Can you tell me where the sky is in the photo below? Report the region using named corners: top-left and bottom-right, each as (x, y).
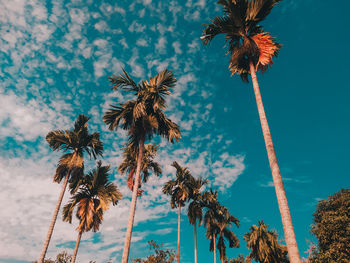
top-left (0, 0), bottom-right (349, 262)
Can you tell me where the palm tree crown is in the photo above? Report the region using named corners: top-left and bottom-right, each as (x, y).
top-left (201, 0), bottom-right (281, 81)
top-left (103, 69), bottom-right (181, 147)
top-left (63, 161), bottom-right (122, 232)
top-left (188, 177), bottom-right (208, 227)
top-left (162, 161), bottom-right (195, 208)
top-left (119, 143), bottom-right (162, 196)
top-left (46, 114), bottom-right (103, 192)
top-left (244, 221), bottom-right (288, 263)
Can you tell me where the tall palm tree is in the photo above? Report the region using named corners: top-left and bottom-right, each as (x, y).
top-left (103, 69), bottom-right (181, 263)
top-left (62, 161), bottom-right (122, 263)
top-left (38, 115), bottom-right (103, 263)
top-left (201, 1), bottom-right (301, 262)
top-left (119, 143), bottom-right (162, 196)
top-left (187, 177), bottom-right (208, 263)
top-left (244, 221), bottom-right (289, 263)
top-left (163, 161), bottom-right (194, 263)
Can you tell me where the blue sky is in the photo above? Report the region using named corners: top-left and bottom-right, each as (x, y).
top-left (0, 0), bottom-right (349, 262)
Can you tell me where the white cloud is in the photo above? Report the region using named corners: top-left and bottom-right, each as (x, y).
top-left (0, 92), bottom-right (70, 141)
top-left (128, 21), bottom-right (146, 33)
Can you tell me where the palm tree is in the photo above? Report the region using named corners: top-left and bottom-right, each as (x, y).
top-left (163, 161), bottom-right (194, 263)
top-left (215, 206), bottom-right (240, 263)
top-left (62, 161), bottom-right (122, 263)
top-left (244, 221), bottom-right (289, 263)
top-left (203, 190), bottom-right (220, 263)
top-left (187, 177), bottom-right (208, 263)
top-left (38, 115), bottom-right (103, 263)
top-left (201, 1), bottom-right (301, 262)
top-left (204, 199), bottom-right (240, 263)
top-left (103, 69), bottom-right (181, 263)
top-left (119, 143), bottom-right (162, 196)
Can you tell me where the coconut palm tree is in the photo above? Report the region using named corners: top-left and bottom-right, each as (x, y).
top-left (38, 115), bottom-right (103, 263)
top-left (119, 143), bottom-right (162, 196)
top-left (103, 69), bottom-right (181, 263)
top-left (244, 221), bottom-right (289, 263)
top-left (62, 161), bottom-right (122, 263)
top-left (201, 1), bottom-right (300, 262)
top-left (187, 177), bottom-right (208, 263)
top-left (163, 161), bottom-right (194, 263)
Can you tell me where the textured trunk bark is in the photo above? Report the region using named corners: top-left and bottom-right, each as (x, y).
top-left (121, 136), bottom-right (145, 263)
top-left (194, 223), bottom-right (197, 263)
top-left (38, 174), bottom-right (69, 263)
top-left (213, 234), bottom-right (216, 263)
top-left (176, 205), bottom-right (181, 263)
top-left (249, 62), bottom-right (301, 263)
top-left (71, 230), bottom-right (83, 263)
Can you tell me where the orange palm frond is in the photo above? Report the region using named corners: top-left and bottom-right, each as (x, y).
top-left (251, 33), bottom-right (280, 71)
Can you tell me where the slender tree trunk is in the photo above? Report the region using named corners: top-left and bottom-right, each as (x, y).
top-left (38, 174), bottom-right (69, 263)
top-left (121, 135), bottom-right (145, 263)
top-left (71, 230), bottom-right (83, 263)
top-left (194, 223), bottom-right (197, 263)
top-left (249, 62), bottom-right (301, 263)
top-left (213, 234), bottom-right (216, 263)
top-left (177, 205), bottom-right (181, 263)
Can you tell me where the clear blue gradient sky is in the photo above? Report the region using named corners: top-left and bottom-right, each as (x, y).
top-left (0, 0), bottom-right (349, 262)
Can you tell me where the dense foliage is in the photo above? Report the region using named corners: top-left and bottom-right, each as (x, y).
top-left (131, 241), bottom-right (175, 263)
top-left (244, 221), bottom-right (289, 263)
top-left (309, 189), bottom-right (350, 262)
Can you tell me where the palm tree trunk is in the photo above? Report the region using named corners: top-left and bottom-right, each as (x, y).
top-left (177, 205), bottom-right (181, 263)
top-left (71, 230), bottom-right (83, 263)
top-left (213, 234), bottom-right (216, 263)
top-left (38, 174), bottom-right (69, 263)
top-left (249, 62), bottom-right (301, 263)
top-left (121, 135), bottom-right (145, 263)
top-left (194, 223), bottom-right (197, 263)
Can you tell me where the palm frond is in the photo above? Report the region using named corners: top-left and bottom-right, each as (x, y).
top-left (108, 68), bottom-right (140, 93)
top-left (46, 130), bottom-right (71, 152)
top-left (251, 32), bottom-right (281, 72)
top-left (103, 101), bottom-right (136, 131)
top-left (202, 16), bottom-right (234, 45)
top-left (73, 114), bottom-right (90, 132)
top-left (246, 0), bottom-right (281, 23)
